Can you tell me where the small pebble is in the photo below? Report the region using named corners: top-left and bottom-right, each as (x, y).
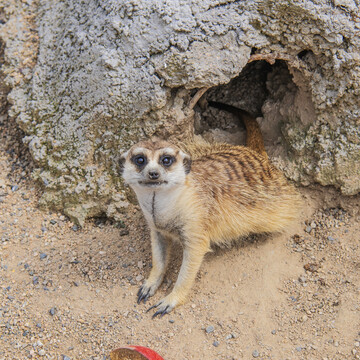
top-left (304, 263), bottom-right (319, 272)
top-left (305, 226), bottom-right (312, 233)
top-left (72, 225), bottom-right (79, 232)
top-left (33, 276), bottom-right (39, 285)
top-left (205, 325), bottom-right (214, 334)
top-left (252, 350), bottom-right (259, 358)
top-left (38, 349), bottom-right (46, 356)
top-left (11, 185), bottom-right (19, 192)
top-left (49, 307), bottom-right (56, 316)
top-left (40, 253), bottom-right (47, 260)
top-left (213, 341), bottom-right (219, 347)
top-left (62, 356), bottom-right (71, 360)
top-left (169, 319), bottom-right (175, 323)
top-left (271, 330), bottom-right (276, 335)
top-left (296, 346), bottom-right (303, 351)
top-left (120, 229), bottom-right (129, 236)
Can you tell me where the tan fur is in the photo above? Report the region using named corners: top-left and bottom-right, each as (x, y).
top-left (182, 142), bottom-right (301, 242)
top-left (120, 109), bottom-right (302, 317)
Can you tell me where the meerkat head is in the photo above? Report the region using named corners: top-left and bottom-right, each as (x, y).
top-left (120, 139), bottom-right (191, 191)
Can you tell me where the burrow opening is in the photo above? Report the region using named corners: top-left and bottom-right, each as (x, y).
top-left (194, 59), bottom-right (316, 164)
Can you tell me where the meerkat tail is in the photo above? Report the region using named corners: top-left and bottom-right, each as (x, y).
top-left (208, 101), bottom-right (268, 160)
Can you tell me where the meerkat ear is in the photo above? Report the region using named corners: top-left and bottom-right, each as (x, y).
top-left (118, 151), bottom-right (129, 174)
top-left (180, 151), bottom-right (192, 174)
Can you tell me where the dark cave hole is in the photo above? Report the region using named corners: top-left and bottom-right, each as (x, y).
top-left (194, 60), bottom-right (304, 159)
top-left (297, 49), bottom-right (311, 59)
top-left (250, 47), bottom-right (258, 55)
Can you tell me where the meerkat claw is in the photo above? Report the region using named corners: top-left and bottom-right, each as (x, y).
top-left (147, 297), bottom-right (174, 318)
top-left (137, 286), bottom-right (151, 304)
top-left (152, 305), bottom-right (170, 319)
top-left (146, 303), bottom-right (158, 313)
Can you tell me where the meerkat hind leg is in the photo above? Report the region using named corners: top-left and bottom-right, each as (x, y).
top-left (149, 241), bottom-right (208, 318)
top-left (137, 230), bottom-right (172, 304)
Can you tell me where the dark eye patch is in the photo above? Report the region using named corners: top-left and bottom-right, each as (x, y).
top-left (160, 155), bottom-right (175, 167)
top-left (132, 154), bottom-right (147, 168)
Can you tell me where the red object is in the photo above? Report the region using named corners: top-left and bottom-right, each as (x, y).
top-left (129, 346), bottom-right (164, 360)
top-left (110, 345), bottom-right (165, 360)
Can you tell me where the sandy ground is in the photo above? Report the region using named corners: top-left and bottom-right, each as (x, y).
top-left (0, 115), bottom-right (360, 360)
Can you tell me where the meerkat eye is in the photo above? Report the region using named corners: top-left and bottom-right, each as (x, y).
top-left (161, 155), bottom-right (174, 167)
top-left (133, 155), bottom-right (147, 167)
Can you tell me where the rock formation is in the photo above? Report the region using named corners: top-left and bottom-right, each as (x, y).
top-left (1, 0), bottom-right (359, 224)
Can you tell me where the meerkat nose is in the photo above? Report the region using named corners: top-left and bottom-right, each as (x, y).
top-left (148, 171), bottom-right (160, 180)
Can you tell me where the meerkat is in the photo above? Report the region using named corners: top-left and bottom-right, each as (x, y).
top-left (120, 102), bottom-right (302, 318)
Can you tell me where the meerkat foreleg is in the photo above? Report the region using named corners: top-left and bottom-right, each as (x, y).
top-left (137, 229), bottom-right (172, 304)
top-left (149, 239), bottom-right (208, 318)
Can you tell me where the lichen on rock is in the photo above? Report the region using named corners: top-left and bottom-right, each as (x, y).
top-left (1, 0), bottom-right (359, 224)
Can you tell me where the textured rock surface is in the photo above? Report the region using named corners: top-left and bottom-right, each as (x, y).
top-left (1, 0), bottom-right (359, 223)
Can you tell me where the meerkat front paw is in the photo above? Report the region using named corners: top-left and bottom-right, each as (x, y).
top-left (137, 279), bottom-right (162, 304)
top-left (137, 285), bottom-right (150, 304)
top-left (147, 293), bottom-right (182, 318)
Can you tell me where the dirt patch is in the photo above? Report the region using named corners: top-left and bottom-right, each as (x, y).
top-left (0, 115), bottom-right (359, 359)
